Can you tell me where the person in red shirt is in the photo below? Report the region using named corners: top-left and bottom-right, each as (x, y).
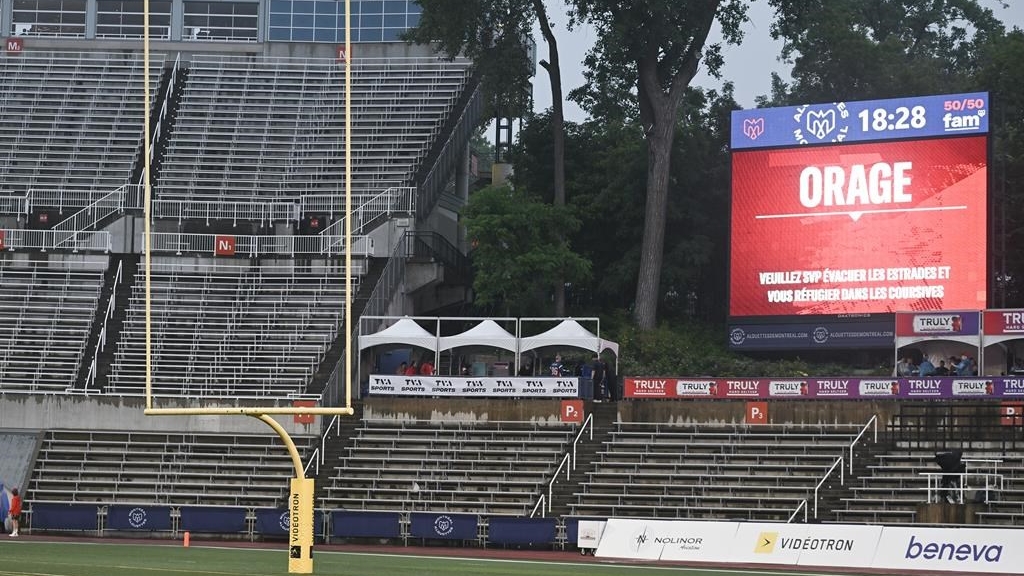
top-left (8, 488), bottom-right (22, 537)
top-left (404, 361), bottom-right (419, 376)
top-left (419, 359), bottom-right (434, 375)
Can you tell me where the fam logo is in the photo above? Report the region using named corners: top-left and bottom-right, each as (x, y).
top-left (793, 102), bottom-right (850, 144)
top-left (730, 328), bottom-right (746, 345)
top-left (279, 511), bottom-right (290, 531)
top-left (812, 326), bottom-right (830, 344)
top-left (743, 118), bottom-right (765, 140)
top-left (755, 531), bottom-right (778, 554)
top-left (128, 507), bottom-right (148, 529)
top-left (433, 514), bottom-right (455, 537)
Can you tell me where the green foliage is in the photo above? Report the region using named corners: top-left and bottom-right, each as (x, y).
top-left (765, 0), bottom-right (1005, 103)
top-left (404, 0), bottom-right (536, 118)
top-left (463, 185), bottom-right (591, 314)
top-left (610, 319), bottom-right (881, 377)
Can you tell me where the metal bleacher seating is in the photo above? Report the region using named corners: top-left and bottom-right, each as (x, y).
top-left (156, 54), bottom-right (473, 208)
top-left (571, 422), bottom-right (860, 521)
top-left (0, 51), bottom-right (163, 194)
top-left (0, 256), bottom-right (107, 393)
top-left (106, 259), bottom-right (348, 398)
top-left (29, 430), bottom-right (314, 507)
top-left (321, 420), bottom-right (576, 515)
top-left (837, 451), bottom-right (1024, 526)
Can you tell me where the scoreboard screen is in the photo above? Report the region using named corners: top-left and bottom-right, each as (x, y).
top-left (728, 92), bottom-right (988, 348)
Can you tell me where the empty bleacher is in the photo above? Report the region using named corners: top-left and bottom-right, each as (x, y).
top-left (837, 450), bottom-right (1024, 526)
top-left (0, 256), bottom-right (107, 393)
top-left (106, 258), bottom-right (348, 397)
top-left (0, 51), bottom-right (163, 195)
top-left (571, 422), bottom-right (860, 521)
top-left (321, 420), bottom-right (576, 515)
top-left (29, 430), bottom-right (313, 507)
top-left (156, 54), bottom-right (473, 207)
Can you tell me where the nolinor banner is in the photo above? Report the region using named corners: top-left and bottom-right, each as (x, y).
top-left (595, 519), bottom-right (739, 562)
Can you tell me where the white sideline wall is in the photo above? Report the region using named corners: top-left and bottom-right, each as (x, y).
top-left (595, 518), bottom-right (1022, 574)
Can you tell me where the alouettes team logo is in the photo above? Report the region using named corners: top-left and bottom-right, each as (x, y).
top-left (805, 109), bottom-right (836, 139)
top-left (743, 118), bottom-right (764, 140)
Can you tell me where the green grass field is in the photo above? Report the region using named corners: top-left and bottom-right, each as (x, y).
top-left (0, 541), bottom-right (875, 576)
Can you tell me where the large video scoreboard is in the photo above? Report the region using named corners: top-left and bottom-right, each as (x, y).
top-left (728, 93), bottom-right (989, 350)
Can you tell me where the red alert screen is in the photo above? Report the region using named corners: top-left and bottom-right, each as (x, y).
top-left (730, 136), bottom-right (987, 316)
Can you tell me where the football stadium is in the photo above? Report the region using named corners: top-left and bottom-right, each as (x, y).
top-left (0, 1), bottom-right (1022, 575)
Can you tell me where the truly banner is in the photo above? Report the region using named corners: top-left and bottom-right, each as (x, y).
top-left (896, 311), bottom-right (981, 336)
top-left (367, 375), bottom-right (579, 397)
top-left (623, 376), bottom-right (1024, 400)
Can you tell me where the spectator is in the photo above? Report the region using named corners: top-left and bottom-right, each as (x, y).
top-left (8, 488), bottom-right (21, 537)
top-left (549, 355), bottom-right (566, 377)
top-left (419, 358), bottom-right (434, 375)
top-left (955, 354), bottom-right (971, 376)
top-left (933, 360), bottom-right (950, 376)
top-left (897, 357), bottom-right (917, 377)
top-left (592, 356), bottom-right (607, 401)
top-left (396, 362), bottom-right (407, 375)
top-left (405, 361), bottom-right (420, 376)
top-left (518, 361), bottom-right (533, 376)
top-left (918, 357), bottom-right (935, 377)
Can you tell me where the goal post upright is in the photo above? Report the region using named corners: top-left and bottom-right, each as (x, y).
top-left (141, 0), bottom-right (357, 572)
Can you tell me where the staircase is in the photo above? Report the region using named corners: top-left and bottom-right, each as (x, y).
top-left (313, 401), bottom-right (364, 502)
top-left (820, 425), bottom-right (892, 523)
top-left (546, 400), bottom-right (619, 518)
top-left (92, 255), bottom-right (139, 391)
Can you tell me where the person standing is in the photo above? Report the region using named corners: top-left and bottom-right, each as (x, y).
top-left (591, 356), bottom-right (606, 402)
top-left (8, 488), bottom-right (21, 537)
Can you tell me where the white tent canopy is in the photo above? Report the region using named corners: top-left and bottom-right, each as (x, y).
top-left (358, 318), bottom-right (437, 352)
top-left (438, 319), bottom-right (517, 352)
top-left (519, 319), bottom-right (619, 356)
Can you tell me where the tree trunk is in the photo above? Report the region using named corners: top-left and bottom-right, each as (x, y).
top-left (632, 111), bottom-right (675, 330)
top-left (535, 0), bottom-right (567, 316)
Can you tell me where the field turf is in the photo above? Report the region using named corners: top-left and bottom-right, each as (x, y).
top-left (0, 540), bottom-right (875, 576)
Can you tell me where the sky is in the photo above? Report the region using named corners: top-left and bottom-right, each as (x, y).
top-left (530, 0), bottom-right (1024, 123)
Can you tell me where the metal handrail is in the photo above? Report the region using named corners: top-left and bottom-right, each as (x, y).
top-left (814, 457), bottom-right (844, 519)
top-left (849, 414), bottom-right (878, 474)
top-left (303, 447), bottom-right (319, 477)
top-left (572, 413), bottom-right (594, 470)
top-left (547, 453), bottom-right (571, 514)
top-left (921, 471), bottom-right (1005, 503)
top-left (85, 259), bottom-right (123, 390)
top-left (530, 494), bottom-right (546, 518)
top-left (788, 499), bottom-right (808, 524)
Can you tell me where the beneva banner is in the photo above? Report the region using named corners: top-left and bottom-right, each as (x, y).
top-left (623, 376), bottom-right (1024, 400)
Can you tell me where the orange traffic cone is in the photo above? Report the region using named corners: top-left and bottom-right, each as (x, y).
top-left (183, 531), bottom-right (190, 548)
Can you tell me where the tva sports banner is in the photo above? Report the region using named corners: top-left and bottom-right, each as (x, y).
top-left (367, 375), bottom-right (579, 397)
top-left (623, 376), bottom-right (1024, 400)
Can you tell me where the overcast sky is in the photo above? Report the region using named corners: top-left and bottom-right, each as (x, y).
top-left (530, 0), bottom-right (1024, 122)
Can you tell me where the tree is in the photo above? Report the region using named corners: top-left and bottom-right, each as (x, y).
top-left (463, 185), bottom-right (590, 314)
top-left (407, 0), bottom-right (571, 315)
top-left (569, 0), bottom-right (749, 330)
top-left (765, 0), bottom-right (1005, 103)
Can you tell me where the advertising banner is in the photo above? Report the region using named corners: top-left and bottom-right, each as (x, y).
top-left (730, 136), bottom-right (987, 317)
top-left (329, 510), bottom-right (401, 539)
top-left (409, 513), bottom-right (477, 540)
top-left (106, 505), bottom-right (172, 531)
top-left (728, 319), bottom-right (895, 350)
top-left (487, 517), bottom-right (557, 545)
top-left (622, 376), bottom-right (1021, 400)
top-left (178, 506), bottom-right (247, 533)
top-left (896, 311), bottom-right (980, 337)
top-left (367, 375), bottom-right (579, 398)
top-left (730, 522), bottom-right (883, 567)
top-left (873, 526), bottom-right (1021, 574)
top-left (30, 503), bottom-right (98, 531)
top-left (731, 92), bottom-right (989, 150)
top-left (595, 518), bottom-right (740, 562)
top-left (983, 309), bottom-right (1024, 336)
